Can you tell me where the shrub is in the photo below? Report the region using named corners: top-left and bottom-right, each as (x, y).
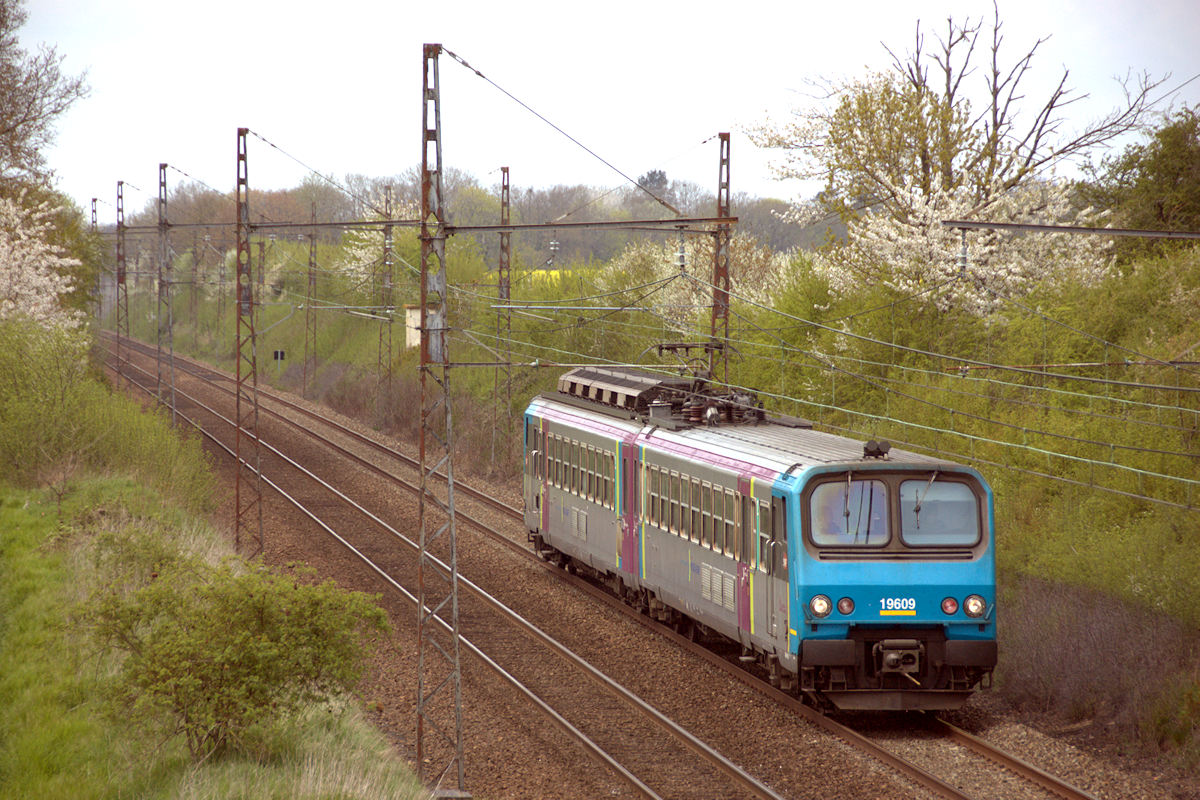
top-left (82, 540), bottom-right (391, 761)
top-left (998, 574), bottom-right (1200, 747)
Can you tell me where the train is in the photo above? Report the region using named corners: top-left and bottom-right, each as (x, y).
top-left (522, 366), bottom-right (997, 711)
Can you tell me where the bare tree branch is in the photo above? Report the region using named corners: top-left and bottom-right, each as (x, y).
top-left (0, 0), bottom-right (89, 184)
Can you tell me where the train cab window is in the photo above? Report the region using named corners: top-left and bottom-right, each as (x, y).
top-left (809, 478), bottom-right (889, 546)
top-left (899, 478), bottom-right (980, 546)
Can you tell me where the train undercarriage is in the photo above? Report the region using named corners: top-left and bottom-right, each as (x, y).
top-left (530, 532), bottom-right (994, 712)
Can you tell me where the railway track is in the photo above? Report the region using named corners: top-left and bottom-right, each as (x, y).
top-left (101, 335), bottom-right (787, 799)
top-left (99, 333), bottom-right (1102, 800)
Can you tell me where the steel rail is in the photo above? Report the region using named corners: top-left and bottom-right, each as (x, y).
top-left (102, 338), bottom-right (786, 800)
top-left (102, 333), bottom-right (1097, 800)
top-left (930, 718), bottom-right (1100, 800)
top-left (110, 356), bottom-right (660, 800)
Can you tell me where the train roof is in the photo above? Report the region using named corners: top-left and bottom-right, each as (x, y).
top-left (528, 367), bottom-right (958, 479)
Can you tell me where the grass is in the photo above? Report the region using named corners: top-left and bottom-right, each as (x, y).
top-left (0, 478), bottom-right (428, 800)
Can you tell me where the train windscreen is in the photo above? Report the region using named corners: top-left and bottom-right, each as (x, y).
top-left (898, 479), bottom-right (980, 546)
top-left (809, 479), bottom-right (889, 546)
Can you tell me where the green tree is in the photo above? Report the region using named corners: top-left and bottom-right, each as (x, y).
top-left (752, 8), bottom-right (1161, 225)
top-left (1080, 105), bottom-right (1200, 259)
top-left (750, 7), bottom-right (1164, 314)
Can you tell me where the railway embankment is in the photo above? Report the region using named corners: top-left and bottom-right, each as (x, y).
top-left (0, 319), bottom-right (422, 800)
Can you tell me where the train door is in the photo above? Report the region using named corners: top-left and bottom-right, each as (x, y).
top-left (523, 417), bottom-right (543, 532)
top-left (618, 442), bottom-right (640, 578)
top-left (736, 482), bottom-right (753, 636)
top-left (764, 495), bottom-right (788, 640)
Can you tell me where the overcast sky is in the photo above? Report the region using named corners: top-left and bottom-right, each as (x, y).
top-left (22, 0), bottom-right (1200, 222)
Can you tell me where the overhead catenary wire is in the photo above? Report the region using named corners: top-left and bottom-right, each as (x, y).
top-left (440, 47), bottom-right (681, 219)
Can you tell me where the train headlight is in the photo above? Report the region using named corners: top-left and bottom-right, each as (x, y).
top-left (810, 594), bottom-right (832, 618)
top-left (837, 597), bottom-right (855, 615)
top-left (964, 594), bottom-right (987, 618)
top-left (941, 597), bottom-right (959, 615)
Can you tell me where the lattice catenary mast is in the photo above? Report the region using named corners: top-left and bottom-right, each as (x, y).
top-left (234, 128), bottom-right (263, 556)
top-left (416, 42), bottom-right (468, 797)
top-left (115, 181), bottom-right (129, 386)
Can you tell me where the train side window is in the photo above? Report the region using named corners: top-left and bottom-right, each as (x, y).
top-left (586, 447), bottom-right (595, 501)
top-left (734, 494), bottom-right (744, 563)
top-left (757, 499), bottom-right (772, 572)
top-left (550, 436), bottom-right (558, 487)
top-left (633, 460), bottom-right (641, 521)
top-left (608, 452), bottom-right (615, 508)
top-left (599, 451), bottom-right (608, 507)
top-left (711, 485), bottom-right (725, 553)
top-left (581, 447), bottom-right (589, 499)
top-left (724, 490), bottom-right (737, 558)
top-left (558, 437), bottom-right (566, 489)
top-left (541, 429), bottom-right (548, 481)
top-left (670, 473), bottom-right (681, 535)
top-left (576, 443), bottom-right (585, 494)
top-left (700, 483), bottom-right (712, 547)
top-left (686, 474), bottom-right (696, 537)
top-left (607, 453), bottom-right (615, 509)
top-left (557, 437), bottom-right (566, 488)
top-left (652, 465), bottom-right (662, 527)
top-left (689, 479), bottom-right (701, 543)
top-left (558, 438), bottom-right (565, 490)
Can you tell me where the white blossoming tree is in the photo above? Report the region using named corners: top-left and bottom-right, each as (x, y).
top-left (751, 7), bottom-right (1161, 314)
top-left (0, 193), bottom-right (82, 331)
top-left (818, 174), bottom-right (1114, 315)
top-left (596, 232), bottom-right (792, 334)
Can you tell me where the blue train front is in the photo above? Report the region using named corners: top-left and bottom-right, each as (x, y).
top-left (523, 367), bottom-right (997, 712)
top-left (787, 455), bottom-right (997, 710)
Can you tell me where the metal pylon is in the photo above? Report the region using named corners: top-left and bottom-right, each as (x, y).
top-left (156, 163), bottom-right (177, 422)
top-left (491, 166), bottom-right (512, 465)
top-left (234, 127), bottom-right (263, 557)
top-left (416, 42), bottom-right (467, 797)
top-left (303, 202), bottom-right (317, 396)
top-left (378, 185), bottom-right (395, 404)
top-left (115, 181), bottom-right (128, 387)
top-left (711, 132), bottom-right (731, 383)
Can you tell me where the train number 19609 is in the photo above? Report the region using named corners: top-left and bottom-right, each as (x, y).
top-left (879, 596), bottom-right (916, 614)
